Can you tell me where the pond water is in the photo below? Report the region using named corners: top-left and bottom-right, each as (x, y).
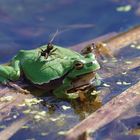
top-left (0, 0), bottom-right (140, 140)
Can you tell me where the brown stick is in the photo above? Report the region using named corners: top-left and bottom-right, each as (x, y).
top-left (0, 117), bottom-right (29, 140)
top-left (104, 25), bottom-right (140, 54)
top-left (8, 82), bottom-right (30, 94)
top-left (0, 86), bottom-right (32, 121)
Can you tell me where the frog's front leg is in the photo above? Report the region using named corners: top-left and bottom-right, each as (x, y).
top-left (0, 60), bottom-right (20, 84)
top-left (53, 78), bottom-right (79, 99)
top-left (92, 73), bottom-right (101, 86)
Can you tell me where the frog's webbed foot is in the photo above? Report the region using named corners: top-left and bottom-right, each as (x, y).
top-left (53, 87), bottom-right (80, 99)
top-left (0, 77), bottom-right (9, 85)
top-left (67, 91), bottom-right (80, 99)
top-left (90, 73), bottom-right (102, 87)
top-left (53, 78), bottom-right (83, 99)
top-left (53, 91), bottom-right (79, 99)
top-left (0, 63), bottom-right (20, 83)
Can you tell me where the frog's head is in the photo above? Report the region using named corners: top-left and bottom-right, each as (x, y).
top-left (67, 52), bottom-right (101, 90)
top-left (68, 53), bottom-right (100, 78)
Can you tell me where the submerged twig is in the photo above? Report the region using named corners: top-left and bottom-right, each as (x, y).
top-left (8, 82), bottom-right (30, 94)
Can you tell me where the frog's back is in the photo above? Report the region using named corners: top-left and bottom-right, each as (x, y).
top-left (18, 45), bottom-right (83, 84)
top-left (21, 57), bottom-right (72, 84)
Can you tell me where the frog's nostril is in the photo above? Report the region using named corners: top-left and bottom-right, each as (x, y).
top-left (86, 61), bottom-right (98, 67)
top-left (86, 62), bottom-right (92, 67)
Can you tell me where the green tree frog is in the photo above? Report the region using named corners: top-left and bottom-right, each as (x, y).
top-left (0, 44), bottom-right (101, 99)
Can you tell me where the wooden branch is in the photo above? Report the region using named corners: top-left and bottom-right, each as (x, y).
top-left (0, 117), bottom-right (29, 140)
top-left (66, 81), bottom-right (140, 140)
top-left (0, 86), bottom-right (32, 121)
top-left (104, 25), bottom-right (140, 54)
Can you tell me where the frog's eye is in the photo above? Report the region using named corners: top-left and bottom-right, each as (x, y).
top-left (74, 61), bottom-right (84, 70)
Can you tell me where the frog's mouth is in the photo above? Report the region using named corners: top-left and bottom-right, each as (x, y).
top-left (67, 72), bottom-right (97, 92)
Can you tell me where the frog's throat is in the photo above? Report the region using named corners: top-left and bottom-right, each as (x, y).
top-left (68, 72), bottom-right (97, 91)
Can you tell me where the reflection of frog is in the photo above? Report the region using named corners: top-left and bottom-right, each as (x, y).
top-left (0, 44), bottom-right (101, 99)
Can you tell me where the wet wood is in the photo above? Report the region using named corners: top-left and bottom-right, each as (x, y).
top-left (0, 117), bottom-right (29, 140)
top-left (66, 81), bottom-right (140, 140)
top-left (0, 85), bottom-right (32, 121)
top-left (104, 25), bottom-right (140, 54)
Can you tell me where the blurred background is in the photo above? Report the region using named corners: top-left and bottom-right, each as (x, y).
top-left (0, 0), bottom-right (140, 63)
